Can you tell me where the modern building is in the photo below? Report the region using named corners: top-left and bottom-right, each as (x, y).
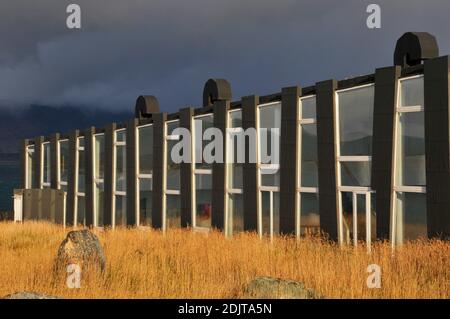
top-left (17, 32), bottom-right (450, 245)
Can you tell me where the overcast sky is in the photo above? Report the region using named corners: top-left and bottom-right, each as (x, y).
top-left (0, 0), bottom-right (449, 113)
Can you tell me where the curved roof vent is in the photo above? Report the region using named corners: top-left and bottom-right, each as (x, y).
top-left (394, 32), bottom-right (439, 68)
top-left (135, 95), bottom-right (160, 119)
top-left (203, 79), bottom-right (232, 107)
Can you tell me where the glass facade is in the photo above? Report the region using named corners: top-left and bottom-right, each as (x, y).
top-left (20, 69), bottom-right (440, 245)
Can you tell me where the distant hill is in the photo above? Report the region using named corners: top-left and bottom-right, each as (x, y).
top-left (0, 105), bottom-right (133, 153)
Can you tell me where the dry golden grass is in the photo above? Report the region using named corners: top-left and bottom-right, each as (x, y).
top-left (0, 221), bottom-right (448, 299)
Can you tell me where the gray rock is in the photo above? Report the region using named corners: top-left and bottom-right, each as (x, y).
top-left (55, 229), bottom-right (106, 273)
top-left (3, 291), bottom-right (60, 299)
top-left (243, 277), bottom-right (323, 299)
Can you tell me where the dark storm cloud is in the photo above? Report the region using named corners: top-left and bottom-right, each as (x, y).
top-left (0, 0), bottom-right (449, 112)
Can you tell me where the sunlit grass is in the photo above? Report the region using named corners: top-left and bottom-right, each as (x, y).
top-left (0, 221), bottom-right (448, 298)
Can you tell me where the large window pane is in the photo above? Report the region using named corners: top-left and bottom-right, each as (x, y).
top-left (226, 193), bottom-right (244, 235)
top-left (273, 192), bottom-right (280, 235)
top-left (139, 178), bottom-right (152, 226)
top-left (138, 125), bottom-right (153, 175)
top-left (27, 146), bottom-right (34, 188)
top-left (59, 140), bottom-right (69, 183)
top-left (43, 143), bottom-right (51, 185)
top-left (395, 192), bottom-right (427, 243)
top-left (300, 193), bottom-right (320, 234)
top-left (300, 124), bottom-right (318, 187)
top-left (116, 144), bottom-right (126, 192)
top-left (341, 192), bottom-right (353, 245)
top-left (400, 77), bottom-right (424, 107)
top-left (195, 115), bottom-right (214, 169)
top-left (166, 121), bottom-right (180, 190)
top-left (78, 138), bottom-right (85, 193)
top-left (195, 174), bottom-right (212, 228)
top-left (95, 181), bottom-right (104, 226)
top-left (340, 161), bottom-right (371, 187)
top-left (115, 195), bottom-right (126, 226)
top-left (396, 111), bottom-right (426, 186)
top-left (166, 194), bottom-right (181, 228)
top-left (259, 103), bottom-right (281, 164)
top-left (338, 86), bottom-right (374, 156)
top-left (261, 168), bottom-right (280, 187)
top-left (228, 110), bottom-right (243, 189)
top-left (261, 191), bottom-right (271, 236)
top-left (77, 195), bottom-right (85, 226)
top-left (301, 96), bottom-right (316, 119)
top-left (94, 135), bottom-right (105, 179)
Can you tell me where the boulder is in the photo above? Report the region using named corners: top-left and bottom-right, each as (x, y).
top-left (55, 229), bottom-right (105, 273)
top-left (3, 291), bottom-right (60, 299)
top-left (243, 277), bottom-right (323, 299)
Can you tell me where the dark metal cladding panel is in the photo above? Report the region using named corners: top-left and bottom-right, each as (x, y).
top-left (180, 107), bottom-right (194, 227)
top-left (211, 100), bottom-right (229, 230)
top-left (279, 86), bottom-right (301, 235)
top-left (50, 133), bottom-right (60, 189)
top-left (152, 113), bottom-right (166, 229)
top-left (242, 95), bottom-right (259, 231)
top-left (316, 80), bottom-right (338, 241)
top-left (84, 127), bottom-right (95, 226)
top-left (424, 56), bottom-right (450, 239)
top-left (371, 66), bottom-right (401, 239)
top-left (66, 130), bottom-right (79, 226)
top-left (126, 119), bottom-right (138, 226)
top-left (103, 123), bottom-right (116, 227)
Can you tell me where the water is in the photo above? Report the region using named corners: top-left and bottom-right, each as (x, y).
top-left (0, 161), bottom-right (20, 211)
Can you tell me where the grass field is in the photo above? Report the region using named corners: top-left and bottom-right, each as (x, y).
top-left (0, 221), bottom-right (448, 298)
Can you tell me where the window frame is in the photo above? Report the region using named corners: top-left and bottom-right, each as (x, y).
top-left (57, 139), bottom-right (69, 190)
top-left (390, 74), bottom-right (427, 246)
top-left (136, 123), bottom-right (153, 227)
top-left (41, 141), bottom-right (51, 188)
top-left (25, 144), bottom-right (35, 189)
top-left (192, 113), bottom-right (213, 231)
top-left (93, 133), bottom-right (105, 227)
top-left (74, 136), bottom-right (86, 226)
top-left (296, 95), bottom-right (320, 236)
top-left (112, 128), bottom-right (127, 228)
top-left (256, 101), bottom-right (282, 239)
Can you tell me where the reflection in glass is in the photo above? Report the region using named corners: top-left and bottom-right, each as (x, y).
top-left (94, 135), bottom-right (105, 179)
top-left (340, 161), bottom-right (372, 186)
top-left (259, 103), bottom-right (281, 165)
top-left (115, 195), bottom-right (126, 226)
top-left (78, 138), bottom-right (85, 193)
top-left (261, 191), bottom-right (270, 236)
top-left (400, 77), bottom-right (424, 107)
top-left (77, 195), bottom-right (86, 226)
top-left (341, 192), bottom-right (353, 245)
top-left (43, 143), bottom-right (51, 185)
top-left (396, 111), bottom-right (426, 186)
top-left (338, 86), bottom-right (374, 156)
top-left (228, 110), bottom-right (243, 189)
top-left (115, 144), bottom-right (126, 192)
top-left (138, 125), bottom-right (153, 175)
top-left (166, 194), bottom-right (181, 228)
top-left (301, 96), bottom-right (316, 119)
top-left (299, 193), bottom-right (320, 235)
top-left (301, 124), bottom-right (318, 187)
top-left (195, 115), bottom-right (214, 169)
top-left (395, 192), bottom-right (427, 244)
top-left (139, 178), bottom-right (152, 226)
top-left (59, 140), bottom-right (69, 183)
top-left (195, 174), bottom-right (212, 228)
top-left (95, 181), bottom-right (104, 226)
top-left (226, 193), bottom-right (244, 236)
